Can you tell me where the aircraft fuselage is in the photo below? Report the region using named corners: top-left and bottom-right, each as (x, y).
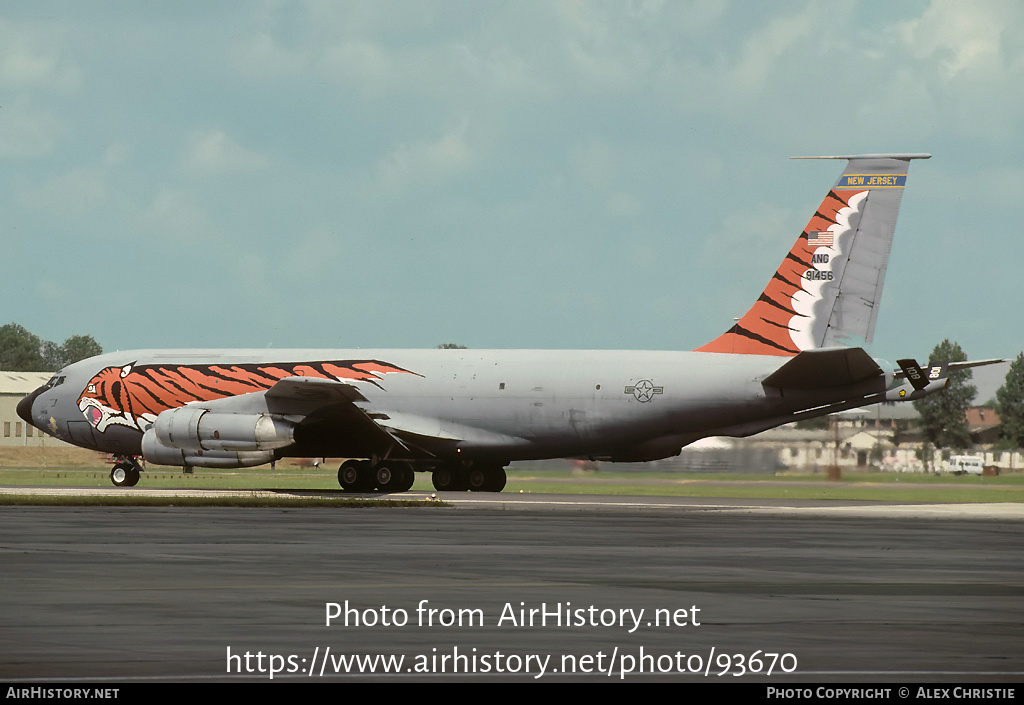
top-left (18, 153), bottom-right (951, 491)
top-left (19, 348), bottom-right (883, 465)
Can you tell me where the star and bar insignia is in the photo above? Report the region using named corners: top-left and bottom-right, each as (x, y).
top-left (624, 379), bottom-right (664, 402)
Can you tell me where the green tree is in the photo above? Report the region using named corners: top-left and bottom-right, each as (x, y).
top-left (996, 352), bottom-right (1024, 448)
top-left (0, 324), bottom-right (103, 371)
top-left (436, 343), bottom-right (468, 349)
top-left (43, 334), bottom-right (103, 369)
top-left (913, 339), bottom-right (976, 451)
top-left (0, 323), bottom-right (47, 371)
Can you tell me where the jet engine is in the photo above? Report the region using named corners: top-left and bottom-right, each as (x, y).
top-left (153, 407), bottom-right (295, 452)
top-left (140, 407), bottom-right (296, 469)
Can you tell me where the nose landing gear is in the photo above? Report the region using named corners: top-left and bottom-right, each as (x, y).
top-left (109, 456), bottom-right (143, 487)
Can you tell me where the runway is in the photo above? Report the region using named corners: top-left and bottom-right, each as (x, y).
top-left (1, 493), bottom-right (1022, 682)
top-left (5, 483), bottom-right (1024, 520)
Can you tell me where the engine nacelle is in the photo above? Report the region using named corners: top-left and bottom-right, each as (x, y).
top-left (141, 428), bottom-right (275, 468)
top-left (152, 407), bottom-right (295, 453)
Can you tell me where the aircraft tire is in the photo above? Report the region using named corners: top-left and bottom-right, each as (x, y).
top-left (396, 466), bottom-right (416, 492)
top-left (338, 460), bottom-right (375, 492)
top-left (431, 467), bottom-right (452, 491)
top-left (338, 460), bottom-right (359, 490)
top-left (485, 467), bottom-right (507, 492)
top-left (469, 466), bottom-right (506, 492)
top-left (467, 468), bottom-right (487, 491)
top-left (110, 463), bottom-right (140, 487)
top-left (374, 464), bottom-right (414, 493)
top-left (431, 465), bottom-right (469, 492)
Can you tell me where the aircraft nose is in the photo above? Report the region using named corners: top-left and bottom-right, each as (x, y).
top-left (17, 386), bottom-right (44, 429)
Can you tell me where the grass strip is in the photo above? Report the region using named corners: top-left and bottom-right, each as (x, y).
top-left (0, 493), bottom-right (446, 508)
top-left (3, 466), bottom-right (1023, 504)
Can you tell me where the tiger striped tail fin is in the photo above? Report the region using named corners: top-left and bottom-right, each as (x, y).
top-left (695, 153), bottom-right (930, 356)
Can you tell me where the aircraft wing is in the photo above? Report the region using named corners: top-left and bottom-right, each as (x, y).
top-left (264, 376), bottom-right (520, 457)
top-left (265, 375), bottom-right (370, 406)
top-left (264, 376), bottom-right (413, 455)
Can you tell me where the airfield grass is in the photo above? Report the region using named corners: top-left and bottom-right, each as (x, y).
top-left (1, 447), bottom-right (1023, 504)
top-left (0, 493), bottom-right (442, 508)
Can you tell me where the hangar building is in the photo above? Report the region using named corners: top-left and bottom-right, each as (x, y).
top-left (0, 372), bottom-right (69, 447)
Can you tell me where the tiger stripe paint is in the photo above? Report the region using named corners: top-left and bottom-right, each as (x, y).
top-left (696, 154), bottom-right (922, 356)
top-left (695, 188), bottom-right (860, 356)
top-left (77, 360), bottom-right (418, 434)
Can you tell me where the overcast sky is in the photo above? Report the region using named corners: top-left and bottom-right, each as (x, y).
top-left (3, 1), bottom-right (1022, 366)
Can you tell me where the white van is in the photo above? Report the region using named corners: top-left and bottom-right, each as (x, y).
top-left (945, 455), bottom-right (984, 475)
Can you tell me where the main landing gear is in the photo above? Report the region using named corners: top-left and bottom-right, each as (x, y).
top-left (338, 459), bottom-right (416, 493)
top-left (430, 463), bottom-right (507, 492)
top-left (109, 456), bottom-right (143, 487)
top-left (336, 460), bottom-right (508, 493)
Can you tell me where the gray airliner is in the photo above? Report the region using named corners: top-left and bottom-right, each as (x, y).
top-left (18, 154), bottom-right (997, 491)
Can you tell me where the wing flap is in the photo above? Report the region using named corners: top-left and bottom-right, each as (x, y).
top-left (265, 376), bottom-right (408, 453)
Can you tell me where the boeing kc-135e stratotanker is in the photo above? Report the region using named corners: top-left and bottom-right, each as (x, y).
top-left (18, 154), bottom-right (1001, 491)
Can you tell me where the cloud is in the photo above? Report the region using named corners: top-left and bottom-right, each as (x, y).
top-left (0, 98), bottom-right (65, 159)
top-left (897, 0), bottom-right (1021, 79)
top-left (891, 0), bottom-right (1024, 139)
top-left (18, 166), bottom-right (107, 213)
top-left (139, 188), bottom-right (217, 243)
top-left (283, 226), bottom-right (345, 279)
top-left (230, 31), bottom-right (310, 79)
top-left (607, 192), bottom-right (643, 217)
top-left (183, 129), bottom-right (269, 175)
top-left (0, 17), bottom-right (82, 92)
top-left (572, 139), bottom-right (644, 216)
top-left (229, 3), bottom-right (558, 106)
top-left (371, 119), bottom-right (473, 194)
top-left (697, 201), bottom-right (800, 318)
top-left (728, 9), bottom-right (817, 91)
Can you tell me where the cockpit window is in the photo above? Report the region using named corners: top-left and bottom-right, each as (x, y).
top-left (44, 376), bottom-right (66, 389)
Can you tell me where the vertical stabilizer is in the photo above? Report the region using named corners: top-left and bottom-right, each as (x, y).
top-left (696, 153), bottom-right (929, 356)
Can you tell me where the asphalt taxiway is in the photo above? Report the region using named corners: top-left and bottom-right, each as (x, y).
top-left (1, 492), bottom-right (1022, 682)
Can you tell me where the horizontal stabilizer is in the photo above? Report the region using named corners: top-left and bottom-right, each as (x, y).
top-left (886, 358), bottom-right (1006, 402)
top-left (791, 154), bottom-right (932, 161)
top-left (948, 358), bottom-right (1007, 372)
top-left (896, 359), bottom-right (944, 391)
top-left (762, 347), bottom-right (882, 389)
top-left (894, 358), bottom-right (1006, 389)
